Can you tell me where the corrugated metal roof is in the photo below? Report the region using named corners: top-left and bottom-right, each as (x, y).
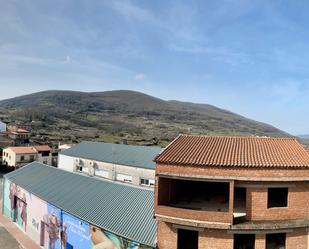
top-left (60, 141), bottom-right (162, 169)
top-left (155, 134), bottom-right (309, 168)
top-left (4, 162), bottom-right (157, 247)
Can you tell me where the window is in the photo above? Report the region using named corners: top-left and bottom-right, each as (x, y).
top-left (177, 229), bottom-right (198, 249)
top-left (266, 233), bottom-right (286, 249)
top-left (140, 178), bottom-right (155, 187)
top-left (95, 169), bottom-right (109, 178)
top-left (20, 156), bottom-right (24, 161)
top-left (116, 173), bottom-right (132, 183)
top-left (234, 234), bottom-right (255, 249)
top-left (149, 179), bottom-right (155, 186)
top-left (30, 155), bottom-right (35, 161)
top-left (140, 178), bottom-right (149, 186)
top-left (77, 166), bottom-right (83, 172)
top-left (268, 188), bottom-right (288, 208)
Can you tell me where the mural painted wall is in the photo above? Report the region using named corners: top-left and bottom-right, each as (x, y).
top-left (3, 179), bottom-right (62, 249)
top-left (2, 178), bottom-right (153, 249)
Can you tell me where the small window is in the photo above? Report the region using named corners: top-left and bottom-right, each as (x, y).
top-left (116, 173), bottom-right (132, 183)
top-left (268, 188), bottom-right (288, 208)
top-left (266, 233), bottom-right (286, 249)
top-left (140, 178), bottom-right (149, 186)
top-left (20, 156), bottom-right (24, 161)
top-left (30, 155), bottom-right (35, 161)
top-left (77, 166), bottom-right (83, 172)
top-left (95, 169), bottom-right (109, 178)
top-left (140, 178), bottom-right (155, 187)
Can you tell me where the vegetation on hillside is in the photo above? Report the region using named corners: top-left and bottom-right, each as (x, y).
top-left (0, 90), bottom-right (289, 146)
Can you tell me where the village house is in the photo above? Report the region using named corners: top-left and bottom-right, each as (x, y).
top-left (154, 135), bottom-right (309, 249)
top-left (2, 145), bottom-right (55, 168)
top-left (0, 134), bottom-right (14, 164)
top-left (7, 125), bottom-right (31, 145)
top-left (58, 141), bottom-right (162, 187)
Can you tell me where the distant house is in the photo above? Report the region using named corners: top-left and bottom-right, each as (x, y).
top-left (0, 134), bottom-right (14, 164)
top-left (58, 141), bottom-right (162, 187)
top-left (58, 143), bottom-right (73, 151)
top-left (0, 121), bottom-right (6, 133)
top-left (7, 125), bottom-right (31, 145)
top-left (2, 145), bottom-right (54, 169)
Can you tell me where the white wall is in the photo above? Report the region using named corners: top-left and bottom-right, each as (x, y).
top-left (58, 154), bottom-right (75, 171)
top-left (57, 154), bottom-right (155, 187)
top-left (0, 121), bottom-right (6, 132)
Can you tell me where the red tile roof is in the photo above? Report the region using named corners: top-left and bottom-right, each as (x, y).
top-left (155, 135), bottom-right (309, 168)
top-left (8, 146), bottom-right (37, 154)
top-left (34, 145), bottom-right (52, 152)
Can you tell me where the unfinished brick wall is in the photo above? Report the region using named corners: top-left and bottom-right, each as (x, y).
top-left (157, 221), bottom-right (177, 249)
top-left (198, 229), bottom-right (233, 249)
top-left (255, 234), bottom-right (265, 249)
top-left (156, 163), bottom-right (309, 179)
top-left (157, 222), bottom-right (234, 249)
top-left (286, 228), bottom-right (308, 249)
top-left (156, 221), bottom-right (308, 249)
top-left (155, 205), bottom-right (232, 224)
top-left (155, 164), bottom-right (309, 249)
top-left (247, 182), bottom-right (309, 221)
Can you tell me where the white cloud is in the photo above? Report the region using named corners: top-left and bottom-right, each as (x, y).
top-left (134, 73), bottom-right (145, 81)
top-left (105, 0), bottom-right (154, 22)
top-left (63, 55), bottom-right (71, 64)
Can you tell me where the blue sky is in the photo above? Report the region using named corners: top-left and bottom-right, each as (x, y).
top-left (1, 0), bottom-right (309, 135)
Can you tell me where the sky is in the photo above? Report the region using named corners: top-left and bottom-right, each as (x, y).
top-left (0, 0), bottom-right (309, 135)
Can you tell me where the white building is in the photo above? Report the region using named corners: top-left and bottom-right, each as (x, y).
top-left (58, 141), bottom-right (162, 187)
top-left (0, 121), bottom-right (6, 133)
top-left (2, 145), bottom-right (54, 168)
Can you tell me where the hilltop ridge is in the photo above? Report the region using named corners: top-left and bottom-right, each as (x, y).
top-left (0, 90), bottom-right (289, 146)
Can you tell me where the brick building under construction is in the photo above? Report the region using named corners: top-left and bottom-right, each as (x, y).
top-left (154, 135), bottom-right (309, 249)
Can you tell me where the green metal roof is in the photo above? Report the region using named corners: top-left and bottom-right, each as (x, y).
top-left (4, 162), bottom-right (157, 247)
top-left (60, 141), bottom-right (162, 169)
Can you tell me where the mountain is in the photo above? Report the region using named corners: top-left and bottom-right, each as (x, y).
top-left (299, 135), bottom-right (309, 139)
top-left (0, 90), bottom-right (289, 146)
top-left (298, 135), bottom-right (309, 148)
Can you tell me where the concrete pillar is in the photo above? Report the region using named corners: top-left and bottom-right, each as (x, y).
top-left (229, 180), bottom-right (235, 223)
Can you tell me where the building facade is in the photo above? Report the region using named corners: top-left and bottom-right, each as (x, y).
top-left (0, 121), bottom-right (6, 133)
top-left (3, 145), bottom-right (54, 168)
top-left (7, 125), bottom-right (31, 145)
top-left (58, 141), bottom-right (161, 187)
top-left (154, 135), bottom-right (309, 249)
top-left (2, 162), bottom-right (156, 249)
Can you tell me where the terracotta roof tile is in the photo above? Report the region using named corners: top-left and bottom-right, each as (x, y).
top-left (155, 135), bottom-right (309, 168)
top-left (8, 146), bottom-right (37, 154)
top-left (34, 145), bottom-right (52, 152)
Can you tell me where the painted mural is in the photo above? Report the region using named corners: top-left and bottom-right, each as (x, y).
top-left (62, 211), bottom-right (152, 249)
top-left (2, 178), bottom-right (153, 249)
top-left (3, 180), bottom-right (29, 231)
top-left (3, 179), bottom-right (62, 249)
